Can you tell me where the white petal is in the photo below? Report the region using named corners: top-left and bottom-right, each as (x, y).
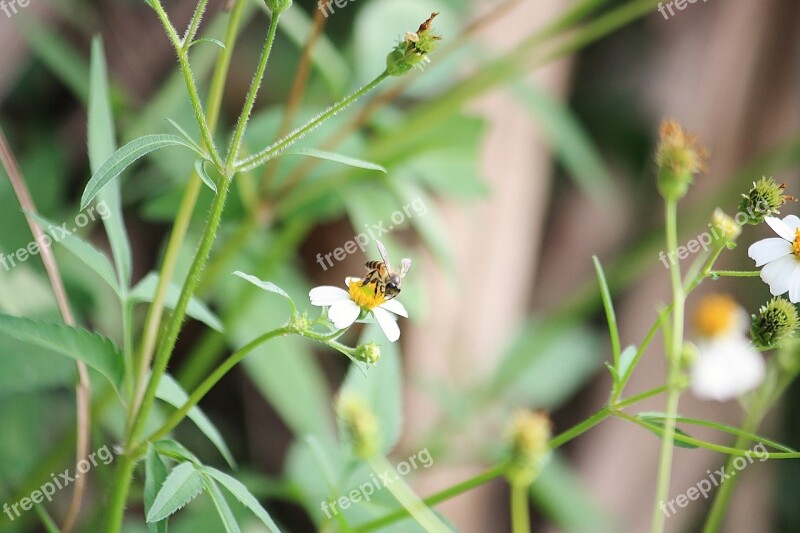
top-left (765, 216), bottom-right (795, 241)
top-left (378, 298), bottom-right (408, 318)
top-left (328, 300), bottom-right (361, 329)
top-left (691, 338), bottom-right (765, 401)
top-left (748, 238), bottom-right (792, 267)
top-left (373, 307), bottom-right (400, 342)
top-left (760, 255), bottom-right (799, 296)
top-left (345, 276), bottom-right (362, 287)
top-left (782, 214), bottom-right (800, 232)
top-left (309, 286), bottom-right (350, 306)
top-left (790, 266), bottom-right (800, 303)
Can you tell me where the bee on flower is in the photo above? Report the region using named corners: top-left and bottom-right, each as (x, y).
top-left (689, 294), bottom-right (765, 402)
top-left (309, 241), bottom-right (410, 342)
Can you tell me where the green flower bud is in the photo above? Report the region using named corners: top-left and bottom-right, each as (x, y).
top-left (337, 394), bottom-right (380, 458)
top-left (265, 0), bottom-right (292, 14)
top-left (504, 411), bottom-right (552, 487)
top-left (751, 297), bottom-right (799, 349)
top-left (354, 342), bottom-right (381, 364)
top-left (655, 120), bottom-right (707, 201)
top-left (711, 208), bottom-right (741, 248)
top-left (680, 342), bottom-right (700, 371)
top-left (386, 13), bottom-right (441, 77)
top-left (290, 311), bottom-right (312, 332)
top-left (738, 177), bottom-right (790, 225)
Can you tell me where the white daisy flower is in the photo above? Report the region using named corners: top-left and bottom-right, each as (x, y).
top-left (309, 277), bottom-right (408, 342)
top-left (689, 294), bottom-right (765, 401)
top-left (748, 215), bottom-right (800, 302)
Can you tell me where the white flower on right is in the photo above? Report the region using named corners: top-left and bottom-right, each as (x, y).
top-left (689, 294), bottom-right (765, 402)
top-left (309, 277), bottom-right (408, 342)
top-left (748, 215), bottom-right (800, 302)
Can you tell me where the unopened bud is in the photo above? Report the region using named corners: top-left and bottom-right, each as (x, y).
top-left (655, 120), bottom-right (707, 201)
top-left (504, 411), bottom-right (552, 487)
top-left (338, 394), bottom-right (379, 458)
top-left (386, 13), bottom-right (441, 76)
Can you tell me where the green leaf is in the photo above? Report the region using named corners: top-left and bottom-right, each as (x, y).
top-left (617, 344), bottom-right (638, 384)
top-left (190, 37), bottom-right (226, 50)
top-left (89, 35), bottom-right (132, 288)
top-left (281, 148), bottom-right (387, 173)
top-left (637, 412), bottom-right (795, 452)
top-left (131, 272), bottom-right (224, 332)
top-left (0, 315), bottom-right (123, 391)
top-left (202, 476), bottom-right (241, 533)
top-left (194, 158), bottom-right (218, 194)
top-left (33, 502), bottom-right (60, 533)
top-left (339, 323), bottom-right (403, 453)
top-left (593, 256), bottom-right (621, 376)
top-left (200, 466), bottom-right (281, 532)
top-left (156, 373), bottom-right (236, 468)
top-left (81, 134), bottom-right (200, 208)
top-left (166, 118), bottom-right (204, 155)
top-left (636, 414), bottom-right (699, 449)
top-left (145, 446), bottom-right (170, 533)
top-left (512, 82), bottom-right (614, 201)
top-left (154, 439), bottom-right (201, 465)
top-left (232, 271), bottom-right (295, 315)
top-left (25, 212), bottom-right (120, 296)
top-left (147, 462), bottom-right (204, 523)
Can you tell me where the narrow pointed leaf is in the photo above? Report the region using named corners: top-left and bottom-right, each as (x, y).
top-left (202, 477), bottom-right (241, 533)
top-left (81, 134), bottom-right (199, 208)
top-left (281, 148), bottom-right (386, 173)
top-left (89, 35), bottom-right (132, 287)
top-left (200, 466), bottom-right (280, 532)
top-left (25, 212), bottom-right (120, 296)
top-left (166, 118), bottom-right (203, 155)
top-left (146, 462), bottom-right (204, 523)
top-left (593, 256), bottom-right (620, 373)
top-left (190, 38), bottom-right (226, 50)
top-left (144, 446), bottom-right (170, 533)
top-left (194, 158), bottom-right (218, 193)
top-left (156, 373), bottom-right (236, 468)
top-left (0, 315), bottom-right (123, 391)
top-left (232, 271), bottom-right (295, 315)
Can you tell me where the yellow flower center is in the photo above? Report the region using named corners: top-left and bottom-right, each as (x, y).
top-left (792, 228), bottom-right (800, 257)
top-left (694, 294), bottom-right (739, 338)
top-left (348, 279), bottom-right (385, 310)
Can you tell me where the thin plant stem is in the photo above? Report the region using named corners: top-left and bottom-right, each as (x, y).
top-left (183, 0), bottom-right (209, 46)
top-left (707, 270), bottom-right (761, 278)
top-left (225, 12), bottom-right (282, 172)
top-left (140, 326), bottom-right (294, 451)
top-left (0, 128), bottom-right (91, 533)
top-left (511, 482), bottom-right (531, 533)
top-left (651, 199), bottom-right (684, 533)
top-left (236, 71), bottom-right (391, 172)
top-left (365, 455), bottom-right (449, 533)
top-left (130, 0), bottom-right (248, 426)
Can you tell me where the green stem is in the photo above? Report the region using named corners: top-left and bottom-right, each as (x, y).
top-left (707, 270), bottom-right (761, 278)
top-left (354, 464), bottom-right (507, 532)
top-left (365, 455), bottom-right (449, 533)
top-left (130, 0), bottom-right (248, 423)
top-left (511, 482), bottom-right (531, 533)
top-left (182, 0), bottom-right (209, 46)
top-left (236, 71), bottom-right (391, 172)
top-left (140, 326), bottom-right (293, 451)
top-left (104, 454), bottom-right (136, 532)
top-left (651, 199), bottom-right (684, 533)
top-left (225, 12), bottom-right (281, 172)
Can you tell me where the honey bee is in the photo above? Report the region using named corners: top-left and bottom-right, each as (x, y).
top-left (361, 240), bottom-right (411, 300)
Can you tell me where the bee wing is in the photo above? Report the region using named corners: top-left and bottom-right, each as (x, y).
top-left (399, 258), bottom-right (411, 278)
top-left (375, 240), bottom-right (393, 271)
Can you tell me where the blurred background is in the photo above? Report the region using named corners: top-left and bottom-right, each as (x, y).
top-left (1, 0), bottom-right (800, 531)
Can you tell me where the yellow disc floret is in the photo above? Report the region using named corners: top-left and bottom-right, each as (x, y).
top-left (792, 227), bottom-right (800, 257)
top-left (348, 278), bottom-right (386, 310)
top-left (694, 294), bottom-right (739, 338)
